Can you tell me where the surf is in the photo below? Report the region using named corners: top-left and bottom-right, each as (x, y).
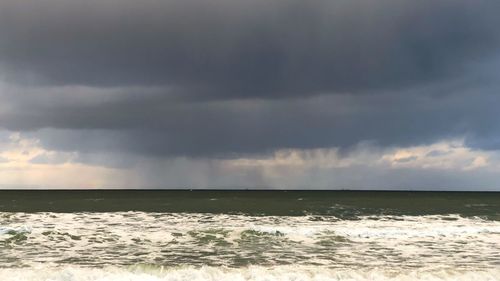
top-left (1, 265), bottom-right (499, 281)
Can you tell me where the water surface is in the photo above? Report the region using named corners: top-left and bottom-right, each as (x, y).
top-left (1, 190), bottom-right (499, 280)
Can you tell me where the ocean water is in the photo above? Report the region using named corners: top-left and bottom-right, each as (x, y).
top-left (0, 190), bottom-right (499, 280)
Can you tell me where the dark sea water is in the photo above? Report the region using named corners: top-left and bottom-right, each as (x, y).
top-left (0, 190), bottom-right (499, 280)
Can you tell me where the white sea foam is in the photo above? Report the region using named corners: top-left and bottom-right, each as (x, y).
top-left (1, 212), bottom-right (499, 269)
top-left (0, 225), bottom-right (32, 235)
top-left (1, 265), bottom-right (499, 281)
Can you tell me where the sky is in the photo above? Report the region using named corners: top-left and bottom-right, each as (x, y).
top-left (1, 0), bottom-right (500, 190)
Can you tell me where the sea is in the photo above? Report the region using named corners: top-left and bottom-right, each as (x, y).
top-left (0, 190), bottom-right (499, 281)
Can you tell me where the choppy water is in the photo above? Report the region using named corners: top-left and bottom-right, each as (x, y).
top-left (0, 191), bottom-right (499, 280)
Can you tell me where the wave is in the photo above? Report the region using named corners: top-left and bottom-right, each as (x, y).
top-left (1, 212), bottom-right (499, 268)
top-left (1, 265), bottom-right (499, 281)
top-left (0, 226), bottom-right (32, 235)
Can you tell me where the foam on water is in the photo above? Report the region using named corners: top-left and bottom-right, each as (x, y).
top-left (1, 265), bottom-right (499, 281)
top-left (0, 225), bottom-right (31, 235)
top-left (1, 212), bottom-right (499, 273)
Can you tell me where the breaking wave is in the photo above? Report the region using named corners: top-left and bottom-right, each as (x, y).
top-left (1, 212), bottom-right (499, 276)
top-left (1, 265), bottom-right (499, 281)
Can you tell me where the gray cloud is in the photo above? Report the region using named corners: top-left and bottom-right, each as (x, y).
top-left (29, 153), bottom-right (70, 165)
top-left (114, 157), bottom-right (500, 191)
top-left (0, 0), bottom-right (499, 163)
top-left (1, 0), bottom-right (499, 98)
top-left (425, 150), bottom-right (452, 158)
top-left (11, 82), bottom-right (499, 158)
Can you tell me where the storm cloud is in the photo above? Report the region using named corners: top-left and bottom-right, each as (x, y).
top-left (0, 0), bottom-right (500, 188)
top-left (1, 0), bottom-right (499, 94)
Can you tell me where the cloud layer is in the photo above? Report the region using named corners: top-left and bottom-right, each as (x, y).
top-left (1, 0), bottom-right (499, 93)
top-left (0, 0), bottom-right (500, 188)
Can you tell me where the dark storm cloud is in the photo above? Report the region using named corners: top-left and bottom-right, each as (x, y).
top-left (14, 85), bottom-right (500, 158)
top-left (0, 0), bottom-right (499, 98)
top-left (1, 0), bottom-right (500, 159)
